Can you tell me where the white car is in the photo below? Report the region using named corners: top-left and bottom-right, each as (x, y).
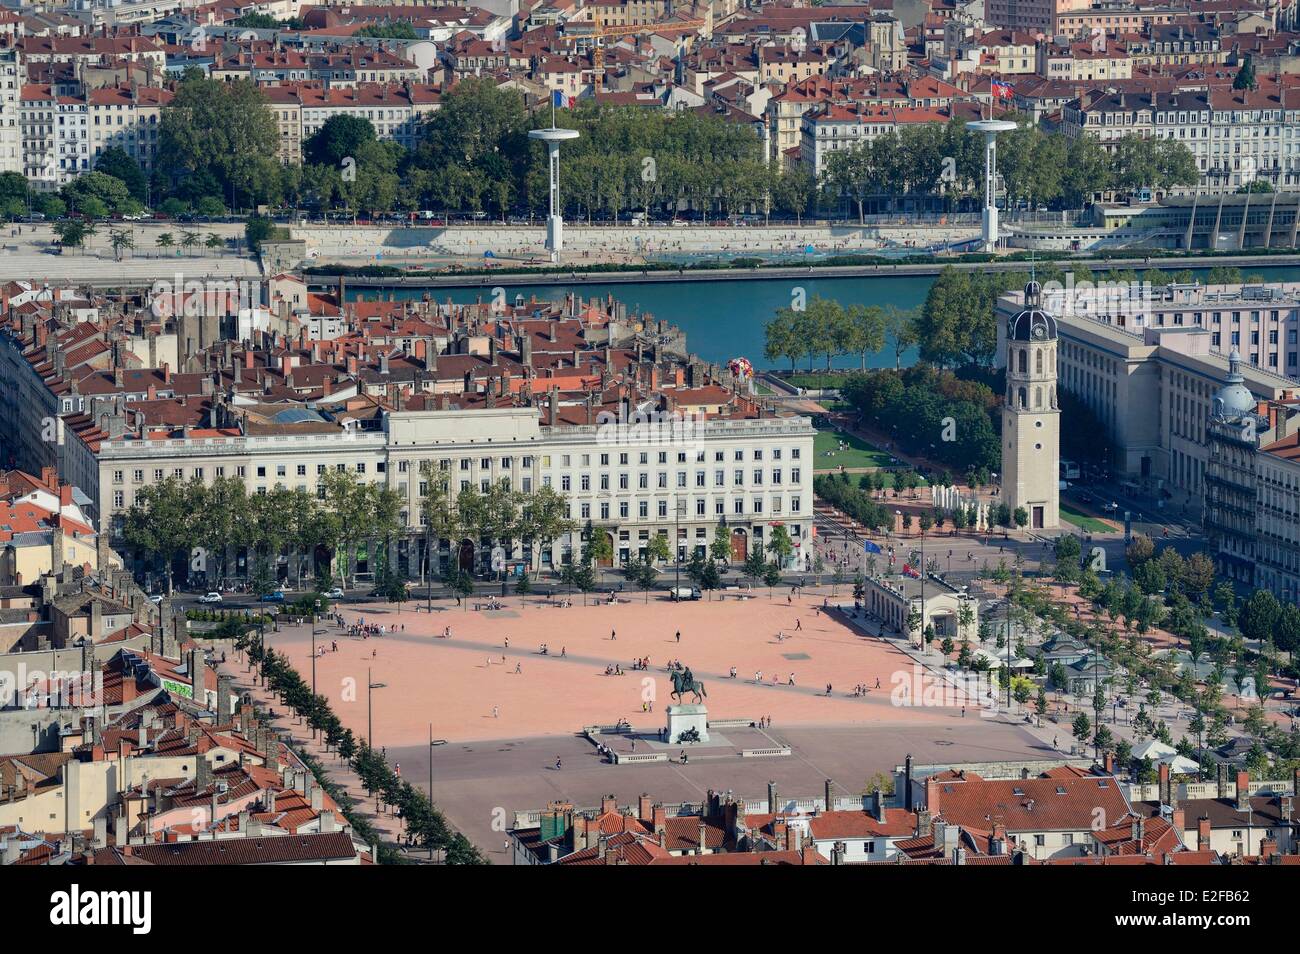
top-left (1102, 502), bottom-right (1120, 513)
top-left (148, 594), bottom-right (164, 604)
top-left (198, 592), bottom-right (223, 604)
top-left (324, 587), bottom-right (345, 599)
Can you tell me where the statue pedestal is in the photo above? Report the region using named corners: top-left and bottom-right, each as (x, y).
top-left (665, 704), bottom-right (710, 743)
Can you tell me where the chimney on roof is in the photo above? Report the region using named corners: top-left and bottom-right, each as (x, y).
top-left (767, 780), bottom-right (778, 815)
top-left (1236, 770), bottom-right (1250, 811)
top-left (1188, 814), bottom-right (1208, 852)
top-left (216, 674), bottom-right (233, 723)
top-left (195, 750), bottom-right (212, 789)
top-left (925, 776), bottom-right (941, 814)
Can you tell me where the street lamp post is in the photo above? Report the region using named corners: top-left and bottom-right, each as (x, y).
top-left (367, 668), bottom-right (387, 748)
top-left (968, 119), bottom-right (1017, 252)
top-left (426, 725), bottom-right (447, 861)
top-left (528, 118), bottom-right (580, 263)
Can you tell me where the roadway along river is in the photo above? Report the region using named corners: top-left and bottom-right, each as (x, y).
top-left (349, 264), bottom-right (1300, 369)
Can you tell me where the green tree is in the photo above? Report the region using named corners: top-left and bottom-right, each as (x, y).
top-left (156, 72), bottom-right (280, 210)
top-left (52, 219), bottom-right (93, 251)
top-left (108, 228), bottom-right (134, 261)
top-left (121, 476), bottom-right (205, 593)
top-left (710, 522), bottom-right (734, 565)
top-left (1239, 590), bottom-right (1281, 644)
top-left (1071, 712), bottom-right (1092, 747)
top-left (1234, 57), bottom-right (1257, 91)
top-left (94, 147), bottom-right (148, 204)
top-left (767, 524), bottom-right (795, 568)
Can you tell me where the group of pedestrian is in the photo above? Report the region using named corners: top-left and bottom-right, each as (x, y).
top-left (350, 621), bottom-right (397, 639)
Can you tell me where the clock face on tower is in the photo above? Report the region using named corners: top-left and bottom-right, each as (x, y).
top-left (1032, 324), bottom-right (1046, 340)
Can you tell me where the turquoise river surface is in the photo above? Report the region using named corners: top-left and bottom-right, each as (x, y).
top-left (354, 265), bottom-right (1300, 370)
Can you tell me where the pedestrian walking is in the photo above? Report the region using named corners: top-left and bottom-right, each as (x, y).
top-left (555, 757), bottom-right (562, 771)
top-left (675, 630), bottom-right (681, 643)
top-left (795, 618), bottom-right (802, 631)
top-left (493, 705), bottom-right (499, 718)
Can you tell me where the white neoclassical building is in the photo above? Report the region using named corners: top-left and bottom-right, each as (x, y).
top-left (91, 404), bottom-right (816, 580)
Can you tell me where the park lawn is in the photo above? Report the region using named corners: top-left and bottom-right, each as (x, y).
top-left (789, 372), bottom-right (854, 390)
top-left (814, 428), bottom-right (896, 472)
top-left (1060, 501), bottom-right (1115, 534)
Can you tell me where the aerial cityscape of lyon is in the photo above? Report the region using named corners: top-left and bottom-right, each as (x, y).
top-left (0, 0), bottom-right (1295, 931)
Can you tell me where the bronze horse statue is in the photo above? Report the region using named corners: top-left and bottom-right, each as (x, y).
top-left (670, 667), bottom-right (707, 705)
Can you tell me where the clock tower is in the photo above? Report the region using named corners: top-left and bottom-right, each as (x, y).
top-left (1001, 280), bottom-right (1060, 530)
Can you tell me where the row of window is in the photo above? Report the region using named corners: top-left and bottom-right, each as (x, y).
top-left (554, 467), bottom-right (802, 491)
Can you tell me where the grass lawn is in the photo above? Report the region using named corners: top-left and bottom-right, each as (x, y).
top-left (1060, 502), bottom-right (1115, 534)
top-left (814, 428), bottom-right (895, 472)
top-left (789, 372), bottom-right (854, 390)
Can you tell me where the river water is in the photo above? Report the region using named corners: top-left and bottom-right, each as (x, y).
top-left (356, 264), bottom-right (1300, 370)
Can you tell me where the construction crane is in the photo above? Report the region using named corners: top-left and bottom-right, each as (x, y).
top-left (576, 8), bottom-right (714, 93)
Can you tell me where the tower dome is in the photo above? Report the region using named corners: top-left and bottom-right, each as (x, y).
top-left (1008, 280), bottom-right (1057, 342)
top-left (1211, 350), bottom-right (1256, 421)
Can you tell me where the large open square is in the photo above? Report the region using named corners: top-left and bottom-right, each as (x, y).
top-left (276, 592), bottom-right (987, 745)
top-left (268, 592), bottom-right (1048, 854)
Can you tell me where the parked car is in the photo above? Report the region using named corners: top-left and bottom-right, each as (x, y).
top-left (198, 592), bottom-right (223, 604)
top-left (1102, 502), bottom-right (1120, 513)
top-left (260, 590), bottom-right (286, 603)
top-left (148, 594), bottom-right (164, 604)
top-left (666, 585), bottom-right (701, 601)
top-left (324, 587), bottom-right (345, 599)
